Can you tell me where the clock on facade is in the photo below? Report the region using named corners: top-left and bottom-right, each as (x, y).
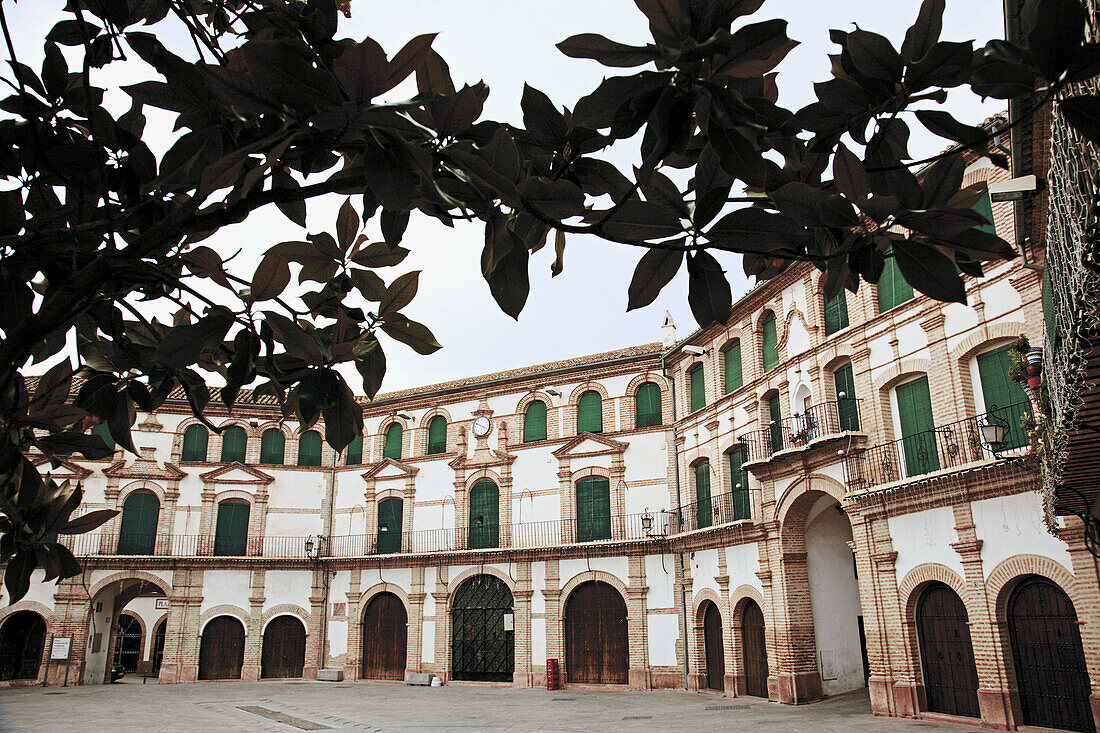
top-left (472, 416), bottom-right (492, 437)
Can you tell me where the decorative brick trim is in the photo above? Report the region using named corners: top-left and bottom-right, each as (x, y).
top-left (622, 372), bottom-right (671, 431)
top-left (558, 570), bottom-right (629, 609)
top-left (949, 325), bottom-right (1025, 365)
top-left (413, 407), bottom-right (453, 456)
top-left (117, 610), bottom-right (147, 649)
top-left (897, 563), bottom-right (968, 617)
top-left (88, 571), bottom-right (173, 600)
top-left (871, 359), bottom-right (935, 394)
top-left (0, 601), bottom-right (56, 627)
top-left (117, 479), bottom-right (167, 504)
top-left (986, 554), bottom-right (1078, 621)
top-left (446, 567), bottom-right (516, 599)
top-left (566, 380), bottom-right (614, 436)
top-left (260, 605), bottom-right (310, 633)
top-left (691, 590), bottom-right (726, 682)
top-left (778, 308), bottom-right (808, 352)
top-left (774, 473), bottom-right (847, 527)
top-left (198, 605), bottom-right (250, 634)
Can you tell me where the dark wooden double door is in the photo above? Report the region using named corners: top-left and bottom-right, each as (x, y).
top-left (916, 583), bottom-right (980, 718)
top-left (702, 602), bottom-right (725, 691)
top-left (565, 581), bottom-right (628, 684)
top-left (362, 592), bottom-right (407, 680)
top-left (262, 615), bottom-right (306, 679)
top-left (741, 599), bottom-right (768, 697)
top-left (198, 615), bottom-right (245, 680)
top-left (0, 611), bottom-right (46, 681)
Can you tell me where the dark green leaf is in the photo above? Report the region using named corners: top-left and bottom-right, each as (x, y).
top-left (273, 168), bottom-right (307, 227)
top-left (4, 552), bottom-right (33, 604)
top-left (706, 207), bottom-right (802, 252)
top-left (847, 29), bottom-right (903, 83)
top-left (321, 373), bottom-right (363, 452)
top-left (716, 20), bottom-right (799, 78)
top-left (521, 84), bottom-right (568, 149)
top-left (893, 240), bottom-right (967, 303)
top-left (686, 250), bottom-right (732, 327)
top-left (251, 253), bottom-right (291, 302)
top-left (894, 207), bottom-right (987, 237)
top-left (351, 241), bottom-right (411, 268)
top-left (381, 209), bottom-right (410, 247)
top-left (379, 271), bottom-right (420, 316)
top-left (900, 0), bottom-right (944, 64)
top-left (769, 182), bottom-right (829, 227)
top-left (833, 144), bottom-right (869, 203)
top-left (382, 33), bottom-right (438, 95)
top-left (627, 247), bottom-right (684, 311)
top-left (264, 312), bottom-right (327, 365)
top-left (336, 198), bottom-right (359, 251)
top-left (551, 230), bottom-right (566, 277)
top-left (354, 338), bottom-right (387, 399)
top-left (556, 34), bottom-right (659, 68)
top-left (634, 0), bottom-right (690, 46)
top-left (57, 509), bottom-right (118, 535)
top-left (518, 177), bottom-right (585, 219)
top-left (1060, 95), bottom-right (1100, 146)
top-left (1023, 0), bottom-right (1086, 82)
top-left (350, 268), bottom-right (387, 301)
top-left (483, 233), bottom-right (530, 319)
top-left (601, 200), bottom-right (683, 240)
top-left (918, 154), bottom-right (966, 208)
top-left (380, 316), bottom-right (443, 354)
top-left (915, 110), bottom-right (987, 147)
top-left (153, 309), bottom-right (234, 369)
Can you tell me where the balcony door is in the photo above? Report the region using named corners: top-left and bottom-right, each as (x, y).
top-left (896, 377), bottom-right (939, 477)
top-left (977, 347), bottom-right (1029, 450)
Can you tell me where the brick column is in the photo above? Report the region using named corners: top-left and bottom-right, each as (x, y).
top-left (1061, 516), bottom-right (1100, 730)
top-left (432, 565), bottom-right (450, 681)
top-left (920, 312), bottom-right (962, 424)
top-left (305, 567), bottom-right (326, 678)
top-left (159, 568), bottom-right (202, 683)
top-left (242, 577), bottom-right (264, 681)
top-left (343, 568), bottom-right (362, 681)
top-left (47, 581), bottom-right (91, 686)
top-left (543, 560), bottom-right (563, 676)
top-left (512, 562), bottom-right (533, 686)
top-left (627, 555), bottom-right (650, 690)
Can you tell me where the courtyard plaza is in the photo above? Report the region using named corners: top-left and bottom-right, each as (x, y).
top-left (0, 680), bottom-right (982, 732)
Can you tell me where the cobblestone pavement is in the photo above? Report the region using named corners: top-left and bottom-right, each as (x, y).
top-left (0, 680), bottom-right (984, 733)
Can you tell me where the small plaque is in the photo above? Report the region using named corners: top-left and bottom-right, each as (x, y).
top-left (50, 637), bottom-right (72, 660)
top-left (503, 613), bottom-right (514, 631)
top-left (155, 598), bottom-right (170, 610)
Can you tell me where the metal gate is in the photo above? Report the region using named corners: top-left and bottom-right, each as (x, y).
top-left (451, 575), bottom-right (514, 682)
top-left (1008, 577), bottom-right (1094, 733)
top-left (741, 599), bottom-right (768, 698)
top-left (262, 615), bottom-right (306, 678)
top-left (151, 619), bottom-right (166, 673)
top-left (0, 611), bottom-right (46, 681)
top-left (564, 580), bottom-right (629, 684)
top-left (916, 583), bottom-right (980, 717)
top-left (198, 615), bottom-right (245, 680)
top-left (362, 592), bottom-right (407, 680)
top-left (703, 601), bottom-right (725, 691)
top-left (113, 613), bottom-right (143, 673)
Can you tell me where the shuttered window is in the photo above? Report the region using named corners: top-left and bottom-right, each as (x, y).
top-left (974, 191), bottom-right (996, 234)
top-left (761, 312), bottom-right (778, 372)
top-left (977, 347), bottom-right (1030, 450)
top-left (576, 476), bottom-right (611, 542)
top-left (577, 391), bottom-right (602, 434)
top-left (634, 382), bottom-right (662, 427)
top-left (181, 425), bottom-right (208, 462)
top-left (92, 422), bottom-right (114, 449)
top-left (689, 364), bottom-right (705, 413)
top-left (427, 416), bottom-right (447, 454)
top-left (833, 364), bottom-right (860, 431)
top-left (213, 501), bottom-right (249, 556)
top-left (695, 461), bottom-right (712, 529)
top-left (468, 479), bottom-right (499, 549)
top-left (117, 491), bottom-right (159, 555)
top-left (523, 400), bottom-right (547, 442)
top-left (729, 447), bottom-right (751, 521)
top-left (768, 394), bottom-right (783, 453)
top-left (298, 430), bottom-right (322, 466)
top-left (878, 248), bottom-right (915, 312)
top-left (896, 376), bottom-right (939, 477)
top-left (220, 426), bottom-right (247, 463)
top-left (377, 498), bottom-right (402, 554)
top-left (345, 434), bottom-right (363, 465)
top-left (824, 291), bottom-right (849, 335)
top-left (723, 340), bottom-right (743, 393)
top-left (259, 429), bottom-right (285, 465)
top-left (383, 423), bottom-right (402, 460)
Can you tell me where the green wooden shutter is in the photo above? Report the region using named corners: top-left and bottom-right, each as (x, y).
top-left (576, 476), bottom-right (611, 542)
top-left (762, 312), bottom-right (778, 372)
top-left (974, 191), bottom-right (996, 234)
top-left (729, 447), bottom-right (750, 521)
top-left (524, 400), bottom-right (547, 442)
top-left (92, 421), bottom-right (114, 449)
top-left (468, 480), bottom-right (499, 549)
top-left (383, 423), bottom-right (402, 460)
top-left (824, 291), bottom-right (849, 335)
top-left (635, 382), bottom-right (662, 427)
top-left (214, 501), bottom-right (249, 556)
top-left (259, 429), bottom-right (285, 465)
top-left (181, 426), bottom-right (208, 462)
top-left (577, 391), bottom-right (603, 434)
top-left (878, 249), bottom-right (915, 312)
top-left (833, 364), bottom-right (860, 431)
top-left (345, 434), bottom-right (363, 465)
top-left (768, 394), bottom-right (783, 453)
top-left (220, 426), bottom-right (247, 463)
top-left (723, 340), bottom-right (743, 393)
top-left (427, 416), bottom-right (447, 454)
top-left (1043, 265), bottom-right (1057, 347)
top-left (117, 491), bottom-right (159, 555)
top-left (977, 347), bottom-right (1030, 450)
top-left (896, 376), bottom-right (939, 477)
top-left (695, 461), bottom-right (712, 529)
top-left (689, 365), bottom-right (705, 412)
top-left (298, 430), bottom-right (322, 466)
top-left (376, 498), bottom-right (402, 554)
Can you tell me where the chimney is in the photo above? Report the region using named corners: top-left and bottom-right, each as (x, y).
top-left (661, 311), bottom-right (677, 348)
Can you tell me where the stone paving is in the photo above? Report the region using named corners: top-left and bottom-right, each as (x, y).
top-left (0, 679), bottom-right (985, 733)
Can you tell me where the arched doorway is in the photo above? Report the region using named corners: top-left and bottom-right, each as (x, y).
top-left (198, 616), bottom-right (245, 680)
top-left (1008, 577), bottom-right (1093, 732)
top-left (150, 618), bottom-right (167, 674)
top-left (0, 611), bottom-right (47, 681)
top-left (112, 613), bottom-right (143, 673)
top-left (564, 580), bottom-right (628, 684)
top-left (361, 593), bottom-right (407, 680)
top-left (261, 616), bottom-right (306, 679)
top-left (741, 599), bottom-right (768, 698)
top-left (452, 575), bottom-right (514, 682)
top-left (916, 583), bottom-right (979, 717)
top-left (702, 601), bottom-right (725, 691)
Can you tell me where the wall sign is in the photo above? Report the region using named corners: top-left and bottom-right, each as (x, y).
top-left (51, 636), bottom-right (72, 660)
top-left (155, 598), bottom-right (170, 610)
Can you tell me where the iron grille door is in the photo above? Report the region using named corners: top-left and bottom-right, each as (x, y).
top-left (0, 611), bottom-right (46, 681)
top-left (451, 576), bottom-right (514, 682)
top-left (916, 583), bottom-right (980, 717)
top-left (113, 614), bottom-right (143, 673)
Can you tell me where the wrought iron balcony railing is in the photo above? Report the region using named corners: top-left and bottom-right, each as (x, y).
top-left (843, 402), bottom-right (1031, 492)
top-left (738, 398), bottom-right (864, 463)
top-left (675, 489), bottom-right (752, 533)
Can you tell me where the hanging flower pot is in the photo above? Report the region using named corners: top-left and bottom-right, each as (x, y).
top-left (1027, 375), bottom-right (1042, 389)
top-left (1027, 363), bottom-right (1042, 376)
top-left (1026, 347), bottom-right (1044, 367)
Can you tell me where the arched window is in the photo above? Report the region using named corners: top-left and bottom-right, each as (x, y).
top-left (383, 423), bottom-right (402, 460)
top-left (634, 382), bottom-right (662, 428)
top-left (117, 491), bottom-right (159, 555)
top-left (577, 391), bottom-right (602, 434)
top-left (298, 430), bottom-right (322, 466)
top-left (346, 434), bottom-right (363, 465)
top-left (523, 400), bottom-right (547, 442)
top-left (824, 290), bottom-right (849, 335)
top-left (220, 426), bottom-right (247, 463)
top-left (376, 497), bottom-right (402, 554)
top-left (694, 460), bottom-right (712, 529)
top-left (468, 479), bottom-right (499, 549)
top-left (728, 446), bottom-right (750, 521)
top-left (833, 363), bottom-right (860, 431)
top-left (688, 363), bottom-right (705, 412)
top-left (723, 340), bottom-right (743, 394)
top-left (181, 425), bottom-right (208, 462)
top-left (259, 429), bottom-right (285, 465)
top-left (878, 248), bottom-right (914, 312)
top-left (427, 416), bottom-right (447, 454)
top-left (213, 500), bottom-right (249, 556)
top-left (576, 476), bottom-right (611, 542)
top-left (761, 311), bottom-right (778, 372)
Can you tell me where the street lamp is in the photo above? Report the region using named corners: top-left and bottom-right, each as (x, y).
top-left (981, 406), bottom-right (1009, 457)
top-left (304, 534), bottom-right (322, 561)
top-left (641, 507), bottom-right (653, 535)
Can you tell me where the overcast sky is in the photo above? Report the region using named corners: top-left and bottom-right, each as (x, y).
top-left (10, 1), bottom-right (1005, 393)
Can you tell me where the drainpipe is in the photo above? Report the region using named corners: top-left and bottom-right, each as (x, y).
top-left (661, 352), bottom-right (691, 690)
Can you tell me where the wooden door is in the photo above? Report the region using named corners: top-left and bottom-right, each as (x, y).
top-left (703, 602), bottom-right (725, 691)
top-left (261, 615), bottom-right (306, 679)
top-left (451, 576), bottom-right (514, 682)
top-left (112, 613), bottom-right (143, 673)
top-left (565, 581), bottom-right (628, 684)
top-left (0, 611), bottom-right (46, 681)
top-left (916, 583), bottom-right (980, 717)
top-left (742, 599), bottom-right (768, 698)
top-left (1009, 577), bottom-right (1094, 732)
top-left (198, 615), bottom-right (245, 680)
top-left (362, 592), bottom-right (407, 680)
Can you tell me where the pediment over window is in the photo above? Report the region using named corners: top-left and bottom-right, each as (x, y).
top-left (32, 456), bottom-right (94, 482)
top-left (104, 447), bottom-right (186, 481)
top-left (448, 448), bottom-right (515, 472)
top-left (552, 433), bottom-right (628, 458)
top-left (199, 462), bottom-right (273, 485)
top-left (361, 457), bottom-right (419, 481)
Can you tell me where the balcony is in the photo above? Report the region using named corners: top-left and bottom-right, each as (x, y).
top-left (738, 398), bottom-right (864, 465)
top-left (843, 402), bottom-right (1032, 493)
top-left (675, 489), bottom-right (752, 533)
